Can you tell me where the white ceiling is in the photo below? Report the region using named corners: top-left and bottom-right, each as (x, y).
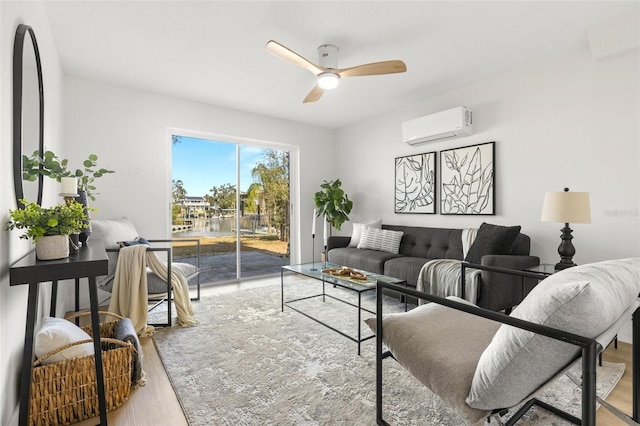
top-left (42, 1), bottom-right (638, 130)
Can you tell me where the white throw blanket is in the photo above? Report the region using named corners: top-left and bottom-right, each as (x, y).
top-left (416, 228), bottom-right (480, 305)
top-left (109, 244), bottom-right (199, 336)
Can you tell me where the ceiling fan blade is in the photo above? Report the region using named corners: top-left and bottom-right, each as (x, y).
top-left (303, 84), bottom-right (324, 103)
top-left (337, 60), bottom-right (407, 78)
top-left (266, 40), bottom-right (326, 75)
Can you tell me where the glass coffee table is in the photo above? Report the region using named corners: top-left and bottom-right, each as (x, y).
top-left (281, 262), bottom-right (405, 355)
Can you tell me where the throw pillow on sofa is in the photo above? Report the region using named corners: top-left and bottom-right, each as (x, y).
top-left (348, 219), bottom-right (382, 247)
top-left (357, 225), bottom-right (403, 254)
top-left (464, 222), bottom-right (521, 264)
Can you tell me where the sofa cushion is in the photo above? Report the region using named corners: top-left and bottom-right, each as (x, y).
top-left (358, 225), bottom-right (403, 254)
top-left (327, 247), bottom-right (401, 275)
top-left (383, 225), bottom-right (464, 259)
top-left (348, 219), bottom-right (382, 247)
top-left (464, 222), bottom-right (521, 264)
top-left (467, 258), bottom-right (640, 410)
top-left (384, 256), bottom-right (432, 287)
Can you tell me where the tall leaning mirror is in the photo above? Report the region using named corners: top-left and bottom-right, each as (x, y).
top-left (13, 24), bottom-right (44, 208)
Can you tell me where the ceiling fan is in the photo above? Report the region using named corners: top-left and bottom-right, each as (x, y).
top-left (266, 40), bottom-right (407, 103)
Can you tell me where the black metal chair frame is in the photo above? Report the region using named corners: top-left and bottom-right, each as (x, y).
top-left (375, 279), bottom-right (640, 426)
top-left (103, 238), bottom-right (201, 327)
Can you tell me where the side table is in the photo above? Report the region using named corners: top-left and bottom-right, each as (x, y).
top-left (524, 263), bottom-right (556, 276)
top-left (10, 240), bottom-right (109, 426)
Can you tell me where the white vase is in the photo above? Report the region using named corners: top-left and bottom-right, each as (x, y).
top-left (36, 235), bottom-right (70, 260)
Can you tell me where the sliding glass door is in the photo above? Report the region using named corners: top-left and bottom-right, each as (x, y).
top-left (171, 134), bottom-right (290, 284)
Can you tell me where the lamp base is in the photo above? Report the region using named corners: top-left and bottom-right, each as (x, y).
top-left (554, 261), bottom-right (576, 271)
top-left (555, 223), bottom-right (577, 272)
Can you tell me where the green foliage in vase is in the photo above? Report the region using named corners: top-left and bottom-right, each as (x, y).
top-left (22, 150), bottom-right (115, 201)
top-left (313, 179), bottom-right (353, 231)
top-left (7, 199), bottom-right (90, 242)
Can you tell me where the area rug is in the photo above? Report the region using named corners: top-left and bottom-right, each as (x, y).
top-left (152, 279), bottom-right (625, 426)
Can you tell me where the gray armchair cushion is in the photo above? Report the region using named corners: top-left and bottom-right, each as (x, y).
top-left (365, 300), bottom-right (500, 425)
top-left (91, 217), bottom-right (198, 294)
top-left (147, 262), bottom-right (199, 294)
top-left (467, 258), bottom-right (640, 410)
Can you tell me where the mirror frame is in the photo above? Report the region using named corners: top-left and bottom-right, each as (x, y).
top-left (13, 23), bottom-right (44, 208)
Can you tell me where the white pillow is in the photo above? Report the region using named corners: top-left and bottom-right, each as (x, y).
top-left (35, 317), bottom-right (95, 365)
top-left (466, 258), bottom-right (640, 410)
top-left (348, 219), bottom-right (382, 247)
top-left (357, 225), bottom-right (403, 254)
top-left (90, 217), bottom-right (139, 250)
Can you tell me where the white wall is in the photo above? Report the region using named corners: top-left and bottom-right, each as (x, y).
top-left (63, 76), bottom-right (335, 263)
top-left (336, 47), bottom-right (640, 339)
top-left (0, 2), bottom-right (66, 423)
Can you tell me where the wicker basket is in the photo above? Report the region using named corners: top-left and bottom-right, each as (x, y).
top-left (29, 311), bottom-right (135, 426)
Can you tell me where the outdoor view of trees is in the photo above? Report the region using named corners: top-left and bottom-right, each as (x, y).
top-left (171, 147), bottom-right (290, 243)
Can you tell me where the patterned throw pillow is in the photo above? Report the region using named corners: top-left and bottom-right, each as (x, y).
top-left (357, 225), bottom-right (403, 254)
top-left (348, 219), bottom-right (382, 247)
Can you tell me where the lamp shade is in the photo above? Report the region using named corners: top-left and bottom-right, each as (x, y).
top-left (541, 191), bottom-right (591, 224)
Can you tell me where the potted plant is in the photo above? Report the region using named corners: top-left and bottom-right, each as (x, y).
top-left (7, 200), bottom-right (89, 260)
top-left (23, 150), bottom-right (115, 243)
top-left (314, 179), bottom-right (353, 231)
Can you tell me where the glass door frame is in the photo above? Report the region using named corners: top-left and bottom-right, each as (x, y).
top-left (167, 127), bottom-right (301, 280)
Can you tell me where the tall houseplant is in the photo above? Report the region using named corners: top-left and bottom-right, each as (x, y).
top-left (313, 179), bottom-right (353, 231)
top-left (7, 200), bottom-right (89, 260)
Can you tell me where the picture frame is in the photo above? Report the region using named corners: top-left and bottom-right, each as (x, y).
top-left (440, 141), bottom-right (495, 215)
top-left (395, 151), bottom-right (437, 214)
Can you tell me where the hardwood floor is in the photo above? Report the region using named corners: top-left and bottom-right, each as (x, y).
top-left (74, 279), bottom-right (634, 425)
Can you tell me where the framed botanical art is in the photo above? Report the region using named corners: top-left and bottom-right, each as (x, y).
top-left (395, 151), bottom-right (437, 214)
top-left (440, 141), bottom-right (495, 215)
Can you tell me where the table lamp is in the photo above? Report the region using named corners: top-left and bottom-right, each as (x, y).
top-left (541, 188), bottom-right (591, 271)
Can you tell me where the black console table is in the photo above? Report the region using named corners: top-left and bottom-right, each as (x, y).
top-left (10, 240), bottom-right (109, 426)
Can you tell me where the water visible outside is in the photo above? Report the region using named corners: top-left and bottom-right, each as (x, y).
top-left (171, 215), bottom-right (290, 285)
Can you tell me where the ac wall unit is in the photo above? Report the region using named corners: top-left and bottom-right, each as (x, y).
top-left (402, 106), bottom-right (473, 145)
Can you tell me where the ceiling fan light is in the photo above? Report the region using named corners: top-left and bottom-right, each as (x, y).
top-left (317, 72), bottom-right (340, 90)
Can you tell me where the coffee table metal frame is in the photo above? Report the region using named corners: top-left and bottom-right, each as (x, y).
top-left (281, 262), bottom-right (405, 355)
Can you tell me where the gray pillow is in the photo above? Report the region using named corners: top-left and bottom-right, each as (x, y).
top-left (147, 262), bottom-right (199, 294)
top-left (91, 217), bottom-right (139, 250)
top-left (464, 222), bottom-right (521, 264)
top-left (466, 258), bottom-right (640, 410)
top-left (90, 218), bottom-right (140, 287)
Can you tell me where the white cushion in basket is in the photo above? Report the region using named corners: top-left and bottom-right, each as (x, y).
top-left (348, 219), bottom-right (382, 247)
top-left (466, 258), bottom-right (640, 410)
top-left (357, 225), bottom-right (403, 254)
top-left (35, 317), bottom-right (94, 365)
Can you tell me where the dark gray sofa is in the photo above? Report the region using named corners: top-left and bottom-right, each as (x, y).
top-left (327, 225), bottom-right (540, 312)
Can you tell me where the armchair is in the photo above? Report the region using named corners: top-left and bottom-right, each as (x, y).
top-left (90, 218), bottom-right (200, 328)
top-left (367, 258), bottom-right (640, 425)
